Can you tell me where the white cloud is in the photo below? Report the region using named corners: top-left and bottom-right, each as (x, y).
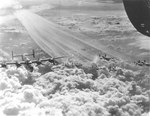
top-left (46, 0), bottom-right (99, 6)
top-left (19, 0), bottom-right (99, 7)
top-left (0, 15), bottom-right (15, 25)
top-left (129, 36), bottom-right (150, 50)
top-left (0, 0), bottom-right (22, 9)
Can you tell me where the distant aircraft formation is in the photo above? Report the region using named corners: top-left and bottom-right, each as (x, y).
top-left (122, 0), bottom-right (150, 67)
top-left (98, 53), bottom-right (121, 63)
top-left (134, 60), bottom-right (150, 67)
top-left (0, 49), bottom-right (149, 72)
top-left (99, 53), bottom-right (150, 68)
top-left (99, 53), bottom-right (115, 62)
top-left (0, 50), bottom-right (66, 72)
top-left (1, 0), bottom-right (150, 71)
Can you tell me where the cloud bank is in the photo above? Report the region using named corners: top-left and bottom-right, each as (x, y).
top-left (0, 0), bottom-right (22, 9)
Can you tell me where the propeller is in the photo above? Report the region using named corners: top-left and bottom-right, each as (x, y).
top-left (35, 59), bottom-right (44, 66)
top-left (48, 56), bottom-right (66, 65)
top-left (1, 63), bottom-right (7, 68)
top-left (15, 61), bottom-right (22, 68)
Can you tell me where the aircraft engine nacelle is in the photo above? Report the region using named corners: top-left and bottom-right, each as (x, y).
top-left (123, 0), bottom-right (150, 37)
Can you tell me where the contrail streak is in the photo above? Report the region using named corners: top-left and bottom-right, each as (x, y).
top-left (15, 10), bottom-right (130, 62)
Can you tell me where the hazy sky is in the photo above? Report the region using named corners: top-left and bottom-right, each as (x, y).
top-left (0, 0), bottom-right (122, 25)
top-left (0, 0), bottom-right (123, 16)
top-left (0, 0), bottom-right (122, 10)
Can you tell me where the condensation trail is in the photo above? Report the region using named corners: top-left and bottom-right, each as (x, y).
top-left (15, 10), bottom-right (130, 62)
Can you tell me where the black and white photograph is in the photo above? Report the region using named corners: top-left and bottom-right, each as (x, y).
top-left (0, 0), bottom-right (149, 115)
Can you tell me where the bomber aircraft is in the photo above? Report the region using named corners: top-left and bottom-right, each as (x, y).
top-left (134, 60), bottom-right (150, 67)
top-left (0, 50), bottom-right (66, 72)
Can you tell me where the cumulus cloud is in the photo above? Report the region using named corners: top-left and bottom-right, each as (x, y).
top-left (0, 57), bottom-right (149, 115)
top-left (0, 0), bottom-right (22, 9)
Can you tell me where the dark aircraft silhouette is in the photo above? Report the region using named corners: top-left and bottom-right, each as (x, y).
top-left (0, 50), bottom-right (66, 72)
top-left (0, 57), bottom-right (65, 72)
top-left (99, 53), bottom-right (115, 61)
top-left (134, 60), bottom-right (145, 66)
top-left (123, 0), bottom-right (150, 37)
top-left (141, 60), bottom-right (150, 67)
top-left (134, 60), bottom-right (150, 67)
top-left (102, 54), bottom-right (112, 61)
top-left (31, 56), bottom-right (65, 66)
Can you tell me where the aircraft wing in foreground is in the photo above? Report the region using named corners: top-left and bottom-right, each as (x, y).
top-left (123, 0), bottom-right (150, 37)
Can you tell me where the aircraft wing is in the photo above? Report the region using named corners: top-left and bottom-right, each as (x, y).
top-left (19, 61), bottom-right (32, 65)
top-left (123, 0), bottom-right (150, 37)
top-left (0, 62), bottom-right (19, 65)
top-left (34, 56), bottom-right (66, 62)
